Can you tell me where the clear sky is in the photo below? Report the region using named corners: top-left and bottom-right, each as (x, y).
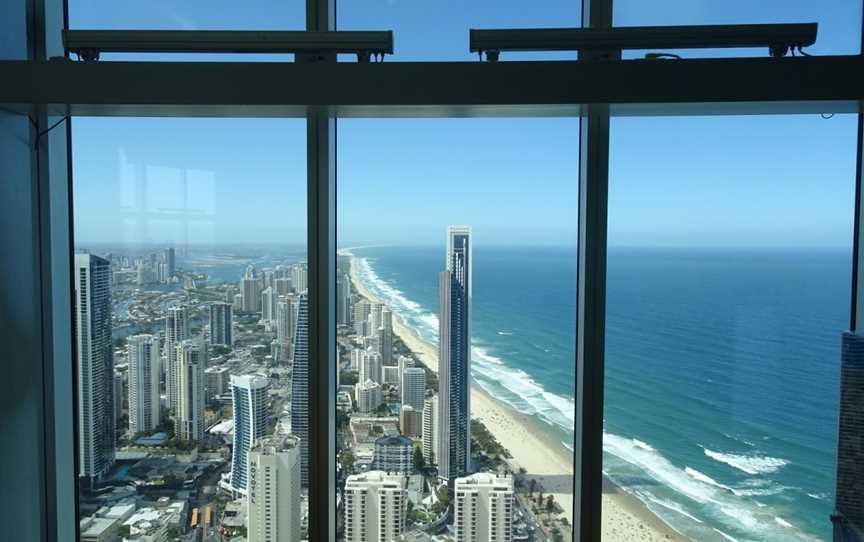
top-left (70, 0), bottom-right (862, 248)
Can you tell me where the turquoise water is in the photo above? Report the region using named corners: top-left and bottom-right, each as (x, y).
top-left (348, 245), bottom-right (848, 541)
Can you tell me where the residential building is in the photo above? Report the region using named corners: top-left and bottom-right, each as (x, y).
top-left (344, 472), bottom-right (407, 542)
top-left (208, 302), bottom-right (233, 346)
top-left (374, 435), bottom-right (413, 473)
top-left (248, 435), bottom-right (302, 542)
top-left (453, 473), bottom-right (514, 542)
top-left (422, 395), bottom-right (439, 466)
top-left (74, 253), bottom-right (115, 483)
top-left (165, 305), bottom-right (190, 415)
top-left (128, 334), bottom-right (161, 434)
top-left (438, 225), bottom-right (472, 480)
top-left (175, 339), bottom-right (206, 441)
top-left (291, 292), bottom-right (310, 485)
top-left (229, 374), bottom-right (270, 495)
top-left (355, 380), bottom-right (383, 413)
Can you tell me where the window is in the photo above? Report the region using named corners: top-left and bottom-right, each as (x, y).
top-left (602, 114), bottom-right (857, 540)
top-left (71, 117), bottom-right (307, 541)
top-left (336, 118), bottom-right (578, 541)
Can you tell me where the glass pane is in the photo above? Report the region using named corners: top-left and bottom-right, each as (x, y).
top-left (70, 0), bottom-right (304, 31)
top-left (602, 114), bottom-right (856, 541)
top-left (336, 119), bottom-right (578, 541)
top-left (615, 0), bottom-right (862, 56)
top-left (338, 0), bottom-right (581, 61)
top-left (72, 118), bottom-right (309, 541)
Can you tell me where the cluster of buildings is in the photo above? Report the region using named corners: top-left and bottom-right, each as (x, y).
top-left (334, 226), bottom-right (521, 542)
top-left (75, 249), bottom-right (314, 541)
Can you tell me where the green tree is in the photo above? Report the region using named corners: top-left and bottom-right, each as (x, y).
top-left (339, 371), bottom-right (359, 386)
top-left (412, 445), bottom-right (425, 471)
top-left (546, 494), bottom-right (555, 513)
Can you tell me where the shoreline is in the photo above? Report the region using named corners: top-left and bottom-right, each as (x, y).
top-left (344, 251), bottom-right (688, 542)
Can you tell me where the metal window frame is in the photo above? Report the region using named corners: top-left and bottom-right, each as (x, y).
top-left (9, 0), bottom-right (864, 541)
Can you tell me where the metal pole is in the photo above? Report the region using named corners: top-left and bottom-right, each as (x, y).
top-left (305, 0), bottom-right (337, 540)
top-left (573, 0), bottom-right (612, 540)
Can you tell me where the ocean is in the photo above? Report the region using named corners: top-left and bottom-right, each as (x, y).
top-left (348, 245), bottom-right (848, 542)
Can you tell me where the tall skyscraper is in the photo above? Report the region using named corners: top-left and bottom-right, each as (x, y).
top-left (290, 293), bottom-right (310, 485)
top-left (355, 380), bottom-right (383, 413)
top-left (337, 273), bottom-right (352, 327)
top-left (229, 374), bottom-right (270, 495)
top-left (74, 253), bottom-right (115, 483)
top-left (175, 339), bottom-right (206, 441)
top-left (438, 225), bottom-right (472, 480)
top-left (379, 309), bottom-right (393, 364)
top-left (344, 472), bottom-right (407, 542)
top-left (128, 334), bottom-right (161, 434)
top-left (165, 305), bottom-right (190, 415)
top-left (291, 264), bottom-right (308, 293)
top-left (453, 473), bottom-right (514, 542)
top-left (209, 302), bottom-right (233, 346)
top-left (163, 247), bottom-right (175, 277)
top-left (422, 394), bottom-right (439, 465)
top-left (260, 286), bottom-right (277, 324)
top-left (369, 302), bottom-right (384, 336)
top-left (241, 266), bottom-right (263, 313)
top-left (835, 332), bottom-right (864, 539)
top-left (353, 299), bottom-right (371, 336)
top-left (248, 435), bottom-right (302, 542)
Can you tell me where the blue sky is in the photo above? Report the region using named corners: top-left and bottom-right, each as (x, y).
top-left (70, 0), bottom-right (861, 247)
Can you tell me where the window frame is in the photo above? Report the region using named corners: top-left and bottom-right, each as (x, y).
top-left (6, 0), bottom-right (864, 540)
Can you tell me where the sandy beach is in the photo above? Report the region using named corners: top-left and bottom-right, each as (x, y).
top-left (345, 252), bottom-right (688, 542)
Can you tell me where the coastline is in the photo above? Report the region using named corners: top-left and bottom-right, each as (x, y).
top-left (344, 251), bottom-right (688, 542)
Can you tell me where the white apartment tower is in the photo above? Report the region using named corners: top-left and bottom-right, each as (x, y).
top-left (453, 473), bottom-right (514, 542)
top-left (229, 374), bottom-right (270, 495)
top-left (344, 472), bottom-right (407, 542)
top-left (247, 435), bottom-right (302, 542)
top-left (128, 334), bottom-right (161, 434)
top-left (359, 348), bottom-right (383, 385)
top-left (353, 299), bottom-right (371, 336)
top-left (74, 253), bottom-right (115, 483)
top-left (422, 394), bottom-right (440, 465)
top-left (260, 286), bottom-right (277, 323)
top-left (175, 339), bottom-right (207, 442)
top-left (355, 380), bottom-right (383, 413)
top-left (165, 305), bottom-right (190, 415)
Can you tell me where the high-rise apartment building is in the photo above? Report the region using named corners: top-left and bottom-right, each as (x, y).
top-left (453, 473), bottom-right (514, 542)
top-left (835, 332), bottom-right (864, 539)
top-left (175, 339), bottom-right (206, 441)
top-left (242, 266), bottom-right (264, 313)
top-left (379, 309), bottom-right (393, 364)
top-left (208, 302), bottom-right (233, 346)
top-left (401, 367), bottom-right (426, 411)
top-left (359, 348), bottom-right (382, 385)
top-left (248, 435), bottom-right (302, 542)
top-left (291, 264), bottom-right (308, 294)
top-left (261, 286), bottom-right (277, 323)
top-left (290, 293), bottom-right (310, 485)
top-left (229, 374), bottom-right (270, 495)
top-left (355, 380), bottom-right (383, 413)
top-left (369, 302), bottom-right (384, 336)
top-left (74, 253), bottom-right (115, 483)
top-left (344, 472), bottom-right (407, 542)
top-left (165, 305), bottom-right (190, 415)
top-left (422, 394), bottom-right (439, 465)
top-left (128, 334), bottom-right (161, 434)
top-left (353, 299), bottom-right (371, 336)
top-left (163, 247), bottom-right (175, 277)
top-left (400, 405), bottom-right (422, 438)
top-left (337, 273), bottom-right (352, 327)
top-left (276, 296), bottom-right (294, 347)
top-left (438, 225), bottom-right (472, 480)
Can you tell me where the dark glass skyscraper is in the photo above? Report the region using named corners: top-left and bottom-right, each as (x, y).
top-left (291, 292), bottom-right (310, 485)
top-left (835, 332), bottom-right (864, 541)
top-left (438, 226), bottom-right (472, 480)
